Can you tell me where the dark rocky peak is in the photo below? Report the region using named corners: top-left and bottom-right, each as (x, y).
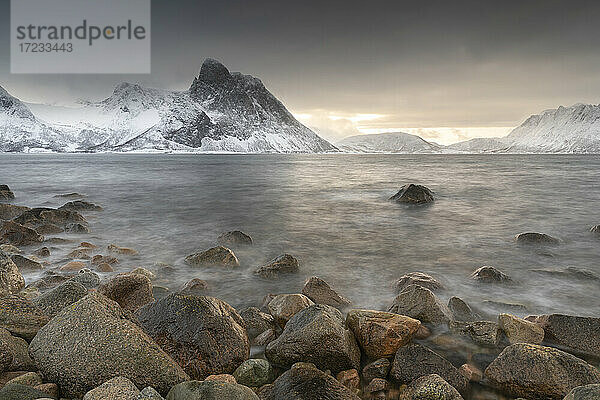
top-left (0, 85), bottom-right (35, 119)
top-left (194, 58), bottom-right (232, 86)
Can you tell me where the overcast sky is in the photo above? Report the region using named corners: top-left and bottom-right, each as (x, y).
top-left (1, 0), bottom-right (600, 144)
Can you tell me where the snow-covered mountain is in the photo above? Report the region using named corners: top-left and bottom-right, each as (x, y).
top-left (0, 59), bottom-right (337, 153)
top-left (336, 132), bottom-right (443, 153)
top-left (445, 137), bottom-right (508, 153)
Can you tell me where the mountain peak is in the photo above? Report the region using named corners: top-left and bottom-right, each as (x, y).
top-left (196, 58), bottom-right (231, 84)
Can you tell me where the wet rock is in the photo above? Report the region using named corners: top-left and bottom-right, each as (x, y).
top-left (0, 221), bottom-right (44, 246)
top-left (96, 262), bottom-right (114, 272)
top-left (166, 380), bottom-right (259, 400)
top-left (233, 359), bottom-right (275, 387)
top-left (266, 304), bottom-right (360, 373)
top-left (55, 192), bottom-right (85, 199)
top-left (336, 369), bottom-right (360, 393)
top-left (138, 386), bottom-right (165, 400)
top-left (0, 329), bottom-right (35, 371)
top-left (449, 321), bottom-right (501, 347)
top-left (32, 247), bottom-right (50, 257)
top-left (498, 313), bottom-right (544, 345)
top-left (0, 295), bottom-right (49, 340)
top-left (185, 246), bottom-right (240, 267)
top-left (240, 307), bottom-right (277, 341)
top-left (98, 272), bottom-right (154, 312)
top-left (14, 207), bottom-right (86, 228)
top-left (205, 374), bottom-right (237, 384)
top-left (389, 184), bottom-right (434, 204)
top-left (365, 378), bottom-right (388, 394)
top-left (29, 271), bottom-right (69, 291)
top-left (9, 254), bottom-right (43, 271)
top-left (131, 267), bottom-right (156, 280)
top-left (484, 343), bottom-right (600, 400)
top-left (390, 344), bottom-right (469, 395)
top-left (515, 232), bottom-right (560, 245)
top-left (0, 383), bottom-right (54, 400)
top-left (254, 254), bottom-right (299, 278)
top-left (399, 374), bottom-right (463, 400)
top-left (346, 309), bottom-right (421, 359)
top-left (136, 293), bottom-right (249, 380)
top-left (29, 292), bottom-right (189, 397)
top-left (414, 324), bottom-right (432, 339)
top-left (458, 364), bottom-right (482, 382)
top-left (60, 260), bottom-right (86, 271)
top-left (5, 371), bottom-right (42, 386)
top-left (530, 267), bottom-right (599, 281)
top-left (254, 329), bottom-right (277, 346)
top-left (0, 251), bottom-right (25, 297)
top-left (267, 294), bottom-right (314, 327)
top-left (70, 268), bottom-right (101, 289)
top-left (260, 362), bottom-right (360, 400)
top-left (0, 185), bottom-right (15, 201)
top-left (0, 204), bottom-right (28, 220)
top-left (178, 278), bottom-right (208, 294)
top-left (34, 223), bottom-right (63, 234)
top-left (83, 376), bottom-right (141, 400)
top-left (35, 383), bottom-right (59, 398)
top-left (91, 254), bottom-right (119, 266)
top-left (564, 384), bottom-right (600, 400)
top-left (108, 243), bottom-right (138, 255)
top-left (80, 241), bottom-right (97, 248)
top-left (218, 231), bottom-right (253, 247)
top-left (394, 272), bottom-right (443, 292)
top-left (470, 266), bottom-right (511, 283)
top-left (528, 314), bottom-right (600, 357)
top-left (33, 280), bottom-right (88, 317)
top-left (302, 276), bottom-right (350, 307)
top-left (67, 248), bottom-right (92, 259)
top-left (59, 200), bottom-right (103, 212)
top-left (388, 284), bottom-right (451, 324)
top-left (448, 296), bottom-right (479, 322)
top-left (65, 222), bottom-right (90, 233)
top-left (362, 358), bottom-right (391, 383)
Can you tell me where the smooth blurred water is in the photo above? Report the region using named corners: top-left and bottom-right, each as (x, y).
top-left (2, 153), bottom-right (600, 318)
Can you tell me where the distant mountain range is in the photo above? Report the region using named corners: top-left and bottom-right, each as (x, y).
top-left (2, 61), bottom-right (600, 153)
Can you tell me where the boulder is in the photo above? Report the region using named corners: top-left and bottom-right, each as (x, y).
top-left (470, 266), bottom-right (511, 283)
top-left (267, 294), bottom-right (314, 327)
top-left (399, 374), bottom-right (463, 400)
top-left (515, 232), bottom-right (560, 245)
top-left (35, 223), bottom-right (63, 234)
top-left (266, 304), bottom-right (360, 373)
top-left (5, 371), bottom-right (42, 386)
top-left (388, 284), bottom-right (451, 324)
top-left (449, 321), bottom-right (501, 347)
top-left (254, 329), bottom-right (277, 347)
top-left (83, 376), bottom-right (141, 400)
top-left (98, 272), bottom-right (154, 312)
top-left (390, 344), bottom-right (469, 394)
top-left (205, 374), bottom-right (237, 384)
top-left (346, 309), bottom-right (421, 359)
top-left (131, 267), bottom-right (156, 280)
top-left (138, 386), bottom-right (166, 400)
top-left (97, 263), bottom-right (114, 272)
top-left (0, 295), bottom-right (48, 340)
top-left (0, 204), bottom-right (28, 220)
top-left (13, 207), bottom-right (86, 228)
top-left (498, 313), bottom-right (544, 345)
top-left (336, 369), bottom-right (360, 392)
top-left (254, 254), bottom-right (299, 278)
top-left (65, 222), bottom-right (90, 233)
top-left (0, 251), bottom-right (25, 297)
top-left (55, 192), bottom-right (85, 199)
top-left (29, 292), bottom-right (189, 397)
top-left (9, 254), bottom-right (43, 271)
top-left (136, 293), bottom-right (249, 380)
top-left (59, 200), bottom-right (103, 212)
top-left (484, 343), bottom-right (600, 399)
top-left (67, 248), bottom-right (92, 259)
top-left (35, 383), bottom-right (58, 398)
top-left (448, 297), bottom-right (479, 322)
top-left (108, 244), bottom-right (138, 255)
top-left (166, 380), bottom-right (259, 400)
top-left (564, 384), bottom-right (600, 400)
top-left (233, 359), bottom-right (275, 387)
top-left (365, 377), bottom-right (388, 394)
top-left (184, 246), bottom-right (239, 268)
top-left (390, 184), bottom-right (434, 204)
top-left (0, 221), bottom-right (43, 246)
top-left (394, 272), bottom-right (443, 292)
top-left (217, 231), bottom-right (253, 247)
top-left (32, 280), bottom-right (88, 317)
top-left (527, 314), bottom-right (600, 357)
top-left (0, 185), bottom-right (15, 201)
top-left (362, 358), bottom-right (391, 383)
top-left (0, 328), bottom-right (35, 370)
top-left (302, 276), bottom-right (350, 307)
top-left (240, 307), bottom-right (277, 340)
top-left (0, 383), bottom-right (54, 400)
top-left (260, 362), bottom-right (360, 400)
top-left (60, 260), bottom-right (86, 271)
top-left (458, 364), bottom-right (482, 382)
top-left (70, 268), bottom-right (101, 289)
top-left (178, 278), bottom-right (208, 295)
top-left (91, 254), bottom-right (119, 265)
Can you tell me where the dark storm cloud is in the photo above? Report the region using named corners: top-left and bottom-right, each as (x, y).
top-left (1, 0), bottom-right (600, 139)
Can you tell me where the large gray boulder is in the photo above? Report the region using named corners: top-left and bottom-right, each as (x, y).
top-left (0, 295), bottom-right (48, 340)
top-left (83, 376), bottom-right (141, 400)
top-left (484, 343), bottom-right (600, 400)
top-left (254, 254), bottom-right (299, 279)
top-left (0, 204), bottom-right (28, 220)
top-left (528, 314), bottom-right (600, 357)
top-left (184, 246), bottom-right (239, 268)
top-left (32, 280), bottom-right (88, 317)
top-left (0, 251), bottom-right (25, 297)
top-left (266, 304), bottom-right (360, 373)
top-left (388, 284), bottom-right (451, 324)
top-left (29, 292), bottom-right (189, 398)
top-left (0, 383), bottom-right (53, 400)
top-left (98, 272), bottom-right (154, 312)
top-left (515, 232), bottom-right (559, 245)
top-left (260, 362), bottom-right (360, 400)
top-left (302, 276), bottom-right (350, 307)
top-left (394, 272), bottom-right (443, 292)
top-left (0, 221), bottom-right (43, 247)
top-left (166, 380), bottom-right (259, 400)
top-left (564, 384), bottom-right (600, 400)
top-left (390, 344), bottom-right (469, 395)
top-left (136, 293), bottom-right (249, 380)
top-left (399, 374), bottom-right (463, 400)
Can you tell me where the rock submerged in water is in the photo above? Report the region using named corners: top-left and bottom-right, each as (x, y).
top-left (470, 266), bottom-right (511, 283)
top-left (448, 296), bottom-right (479, 322)
top-left (136, 293), bottom-right (249, 380)
top-left (394, 271), bottom-right (443, 293)
top-left (166, 380), bottom-right (258, 400)
top-left (591, 225), bottom-right (600, 234)
top-left (0, 185), bottom-right (15, 201)
top-left (302, 276), bottom-right (350, 307)
top-left (185, 246), bottom-right (240, 268)
top-left (389, 184), bottom-right (434, 204)
top-left (266, 304), bottom-right (361, 373)
top-left (449, 320), bottom-right (501, 347)
top-left (399, 374), bottom-right (464, 400)
top-left (0, 204), bottom-right (29, 220)
top-left (9, 254), bottom-right (43, 271)
top-left (29, 292), bottom-right (189, 397)
top-left (515, 232), bottom-right (560, 245)
top-left (254, 254), bottom-right (299, 278)
top-left (217, 230), bottom-right (253, 247)
top-left (59, 200), bottom-right (103, 212)
top-left (484, 343), bottom-right (600, 400)
top-left (0, 221), bottom-right (44, 246)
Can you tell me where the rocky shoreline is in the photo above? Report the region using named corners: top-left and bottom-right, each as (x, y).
top-left (0, 183), bottom-right (599, 400)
